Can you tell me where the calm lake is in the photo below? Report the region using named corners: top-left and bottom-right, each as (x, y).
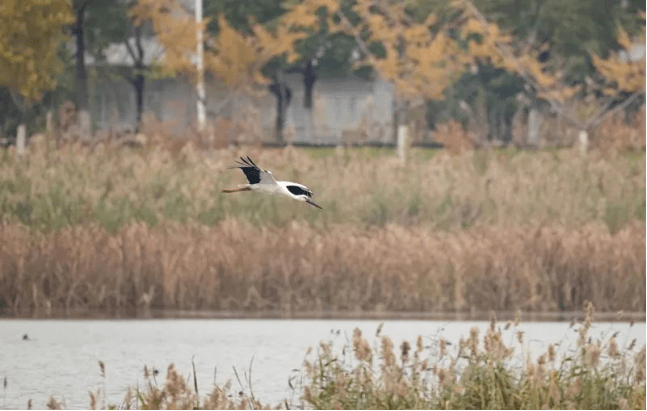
top-left (0, 318), bottom-right (644, 409)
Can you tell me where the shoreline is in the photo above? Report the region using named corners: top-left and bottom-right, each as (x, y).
top-left (2, 308), bottom-right (645, 322)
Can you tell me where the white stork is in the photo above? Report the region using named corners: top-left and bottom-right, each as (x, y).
top-left (222, 157), bottom-right (322, 210)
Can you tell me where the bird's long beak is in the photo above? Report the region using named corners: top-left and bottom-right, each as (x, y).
top-left (305, 198), bottom-right (323, 210)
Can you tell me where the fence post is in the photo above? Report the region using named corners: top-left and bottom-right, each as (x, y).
top-left (16, 124), bottom-right (26, 159)
top-left (397, 125), bottom-right (408, 164)
top-left (578, 130), bottom-right (589, 154)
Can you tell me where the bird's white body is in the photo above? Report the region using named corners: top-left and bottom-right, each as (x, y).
top-left (223, 157), bottom-right (322, 209)
top-left (245, 180), bottom-right (308, 198)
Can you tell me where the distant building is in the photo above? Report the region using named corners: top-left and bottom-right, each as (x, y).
top-left (86, 37), bottom-right (396, 145)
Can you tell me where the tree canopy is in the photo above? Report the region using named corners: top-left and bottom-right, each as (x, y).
top-left (0, 0), bottom-right (644, 144)
top-left (0, 0), bottom-right (74, 104)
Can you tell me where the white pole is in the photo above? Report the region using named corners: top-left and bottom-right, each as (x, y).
top-left (16, 124), bottom-right (26, 159)
top-left (195, 0), bottom-right (206, 131)
top-left (578, 129), bottom-right (589, 155)
top-left (397, 125), bottom-right (408, 164)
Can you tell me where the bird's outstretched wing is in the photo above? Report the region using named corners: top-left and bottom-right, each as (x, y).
top-left (228, 157), bottom-right (275, 185)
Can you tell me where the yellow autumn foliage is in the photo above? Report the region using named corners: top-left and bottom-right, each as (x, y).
top-left (131, 0), bottom-right (270, 88)
top-left (459, 1), bottom-right (645, 106)
top-left (592, 25), bottom-right (646, 94)
top-left (0, 0), bottom-right (74, 102)
top-left (251, 22), bottom-right (306, 66)
top-left (208, 16), bottom-right (263, 87)
top-left (250, 0), bottom-right (343, 68)
top-left (342, 0), bottom-right (470, 101)
top-left (131, 0), bottom-right (205, 77)
top-left (457, 2), bottom-right (586, 104)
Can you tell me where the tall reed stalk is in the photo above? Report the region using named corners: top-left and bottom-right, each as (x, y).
top-left (0, 220), bottom-right (643, 315)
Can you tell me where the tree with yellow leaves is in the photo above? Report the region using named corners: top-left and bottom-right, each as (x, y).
top-left (131, 0), bottom-right (281, 136)
top-left (251, 0), bottom-right (475, 144)
top-left (0, 0), bottom-right (74, 153)
top-left (459, 0), bottom-right (645, 148)
top-left (592, 23), bottom-right (645, 95)
top-left (132, 0), bottom-right (273, 89)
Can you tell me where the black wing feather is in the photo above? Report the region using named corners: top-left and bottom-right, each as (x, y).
top-left (228, 157), bottom-right (262, 185)
top-left (246, 156), bottom-right (256, 166)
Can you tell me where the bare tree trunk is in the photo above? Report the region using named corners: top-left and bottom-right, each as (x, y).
top-left (270, 70), bottom-right (290, 144)
top-left (303, 60), bottom-right (316, 109)
top-left (73, 2), bottom-right (92, 138)
top-left (123, 25), bottom-right (146, 132)
top-left (133, 71), bottom-right (144, 126)
top-left (303, 61), bottom-right (317, 144)
top-left (474, 85), bottom-right (489, 144)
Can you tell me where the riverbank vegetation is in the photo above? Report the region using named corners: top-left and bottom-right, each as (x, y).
top-left (44, 308), bottom-right (646, 409)
top-left (0, 139), bottom-right (644, 232)
top-left (1, 219), bottom-right (644, 315)
top-left (0, 141), bottom-right (644, 316)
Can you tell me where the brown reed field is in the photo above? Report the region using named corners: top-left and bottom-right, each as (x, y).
top-left (45, 306), bottom-right (646, 409)
top-left (0, 219), bottom-right (645, 315)
top-left (0, 137), bottom-right (644, 316)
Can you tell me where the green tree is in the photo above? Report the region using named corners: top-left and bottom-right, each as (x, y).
top-left (0, 0), bottom-right (74, 151)
top-left (71, 0), bottom-right (130, 134)
top-left (410, 0), bottom-right (645, 146)
top-left (205, 0), bottom-right (367, 142)
top-left (204, 0), bottom-right (285, 35)
top-left (458, 0), bottom-right (645, 147)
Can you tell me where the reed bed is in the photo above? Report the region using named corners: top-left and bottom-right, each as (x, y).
top-left (296, 306), bottom-right (646, 409)
top-left (1, 220), bottom-right (643, 315)
top-left (45, 308), bottom-right (646, 409)
top-left (0, 139), bottom-right (643, 232)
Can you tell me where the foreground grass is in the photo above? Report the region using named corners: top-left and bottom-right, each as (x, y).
top-left (43, 308), bottom-right (646, 409)
top-left (0, 220), bottom-right (644, 315)
top-left (0, 141), bottom-right (644, 232)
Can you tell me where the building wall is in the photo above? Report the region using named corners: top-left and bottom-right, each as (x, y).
top-left (89, 72), bottom-right (394, 145)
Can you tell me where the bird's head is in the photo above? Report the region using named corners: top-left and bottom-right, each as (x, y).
top-left (300, 191), bottom-right (322, 210)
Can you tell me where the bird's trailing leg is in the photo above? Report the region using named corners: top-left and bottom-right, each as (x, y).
top-left (221, 186), bottom-right (252, 193)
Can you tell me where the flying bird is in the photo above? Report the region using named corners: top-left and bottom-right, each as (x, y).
top-left (222, 157), bottom-right (322, 210)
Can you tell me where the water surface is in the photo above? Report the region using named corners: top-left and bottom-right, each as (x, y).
top-left (0, 319), bottom-right (644, 409)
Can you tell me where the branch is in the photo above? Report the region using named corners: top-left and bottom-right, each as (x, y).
top-left (588, 91), bottom-right (644, 129)
top-left (134, 25), bottom-right (144, 64)
top-left (335, 10), bottom-right (373, 60)
top-left (521, 0), bottom-right (545, 54)
top-left (73, 0), bottom-right (92, 34)
top-left (583, 96), bottom-right (617, 129)
top-left (123, 36), bottom-right (137, 63)
top-left (460, 0), bottom-right (590, 129)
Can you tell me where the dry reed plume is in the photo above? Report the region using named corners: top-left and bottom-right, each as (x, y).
top-left (298, 309), bottom-right (646, 409)
top-left (0, 220), bottom-right (643, 315)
